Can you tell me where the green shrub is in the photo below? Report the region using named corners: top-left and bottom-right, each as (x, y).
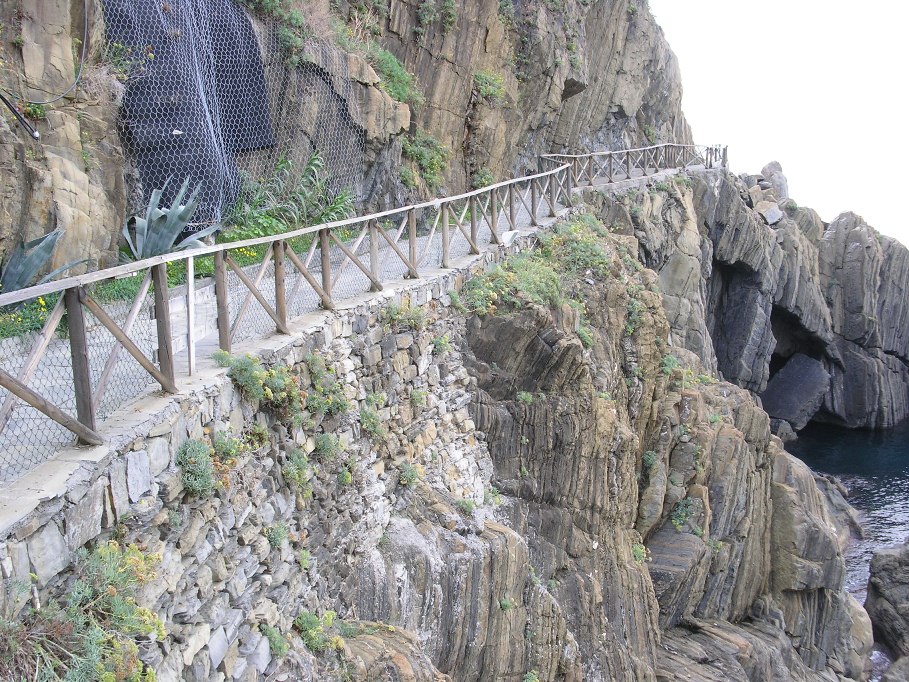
top-left (260, 624), bottom-right (289, 657)
top-left (313, 433), bottom-right (342, 462)
top-left (671, 497), bottom-right (696, 532)
top-left (214, 351), bottom-right (305, 426)
top-left (360, 407), bottom-right (385, 440)
top-left (499, 596), bottom-right (515, 611)
top-left (264, 523), bottom-right (289, 548)
top-left (660, 354), bottom-right (680, 375)
top-left (223, 154), bottom-right (353, 240)
top-left (305, 354), bottom-right (351, 416)
top-left (337, 465), bottom-right (354, 486)
top-left (471, 167), bottom-right (496, 189)
top-left (447, 290), bottom-right (467, 313)
top-left (410, 389), bottom-right (428, 407)
top-left (293, 610), bottom-right (344, 653)
top-left (432, 333), bottom-right (452, 355)
top-left (455, 499), bottom-right (475, 515)
top-left (484, 486), bottom-right (502, 506)
top-left (372, 48), bottom-right (424, 106)
top-left (177, 439), bottom-right (216, 496)
top-left (0, 542), bottom-right (164, 681)
top-left (213, 431), bottom-right (243, 462)
top-left (523, 672), bottom-right (541, 682)
top-left (297, 549), bottom-right (311, 570)
top-left (516, 391), bottom-right (534, 405)
top-left (463, 254), bottom-right (562, 315)
top-left (632, 542), bottom-right (649, 563)
top-left (643, 124), bottom-right (656, 144)
top-left (473, 70), bottom-right (507, 105)
top-left (402, 130), bottom-right (449, 190)
top-left (642, 450), bottom-right (658, 469)
top-left (440, 0), bottom-right (457, 32)
top-left (283, 449), bottom-right (312, 495)
top-left (382, 302), bottom-right (426, 331)
top-left (498, 0), bottom-right (516, 26)
top-left (399, 463), bottom-right (419, 487)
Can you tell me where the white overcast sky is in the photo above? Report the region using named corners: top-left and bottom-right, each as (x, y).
top-left (648, 0), bottom-right (909, 244)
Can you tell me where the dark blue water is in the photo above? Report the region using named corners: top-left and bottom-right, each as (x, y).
top-left (789, 420), bottom-right (909, 679)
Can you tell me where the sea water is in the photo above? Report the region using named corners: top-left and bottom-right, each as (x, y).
top-left (789, 420), bottom-right (909, 679)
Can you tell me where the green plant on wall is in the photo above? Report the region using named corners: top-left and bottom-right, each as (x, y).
top-left (0, 542), bottom-right (164, 681)
top-left (223, 154), bottom-right (353, 242)
top-left (402, 129), bottom-right (449, 190)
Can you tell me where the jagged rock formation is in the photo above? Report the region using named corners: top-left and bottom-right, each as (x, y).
top-left (583, 167), bottom-right (909, 433)
top-left (866, 541), bottom-right (909, 660)
top-left (381, 0), bottom-right (690, 186)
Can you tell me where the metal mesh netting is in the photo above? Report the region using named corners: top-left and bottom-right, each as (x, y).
top-left (102, 0), bottom-right (367, 225)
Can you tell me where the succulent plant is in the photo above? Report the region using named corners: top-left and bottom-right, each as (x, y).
top-left (0, 228), bottom-right (87, 301)
top-left (121, 176), bottom-right (220, 261)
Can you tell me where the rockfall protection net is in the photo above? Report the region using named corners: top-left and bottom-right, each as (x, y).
top-left (102, 0), bottom-right (368, 226)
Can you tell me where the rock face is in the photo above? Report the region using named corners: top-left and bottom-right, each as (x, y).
top-left (583, 165), bottom-right (909, 432)
top-left (0, 211), bottom-right (871, 681)
top-left (866, 541), bottom-right (909, 658)
top-left (0, 0), bottom-right (688, 269)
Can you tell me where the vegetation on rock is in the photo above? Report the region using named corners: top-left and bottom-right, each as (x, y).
top-left (0, 542), bottom-right (163, 681)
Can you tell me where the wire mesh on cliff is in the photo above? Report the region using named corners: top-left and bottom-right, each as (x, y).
top-left (101, 0), bottom-right (368, 226)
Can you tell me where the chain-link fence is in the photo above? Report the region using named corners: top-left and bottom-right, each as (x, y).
top-left (102, 0), bottom-right (367, 226)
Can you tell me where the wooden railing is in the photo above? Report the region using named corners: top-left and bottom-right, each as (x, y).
top-left (0, 143), bottom-right (723, 482)
top-left (542, 143), bottom-right (727, 185)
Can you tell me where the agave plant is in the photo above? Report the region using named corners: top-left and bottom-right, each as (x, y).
top-left (0, 228), bottom-right (87, 299)
top-left (121, 177), bottom-right (220, 262)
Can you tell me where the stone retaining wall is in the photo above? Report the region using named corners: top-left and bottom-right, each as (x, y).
top-left (0, 220), bottom-right (553, 680)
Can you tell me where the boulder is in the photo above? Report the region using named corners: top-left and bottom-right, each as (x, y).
top-left (883, 656), bottom-right (909, 682)
top-left (761, 161), bottom-right (790, 200)
top-left (761, 354), bottom-right (830, 431)
top-left (755, 200), bottom-right (784, 226)
top-left (866, 541), bottom-right (909, 658)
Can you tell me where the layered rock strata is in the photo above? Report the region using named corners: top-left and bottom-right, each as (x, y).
top-left (582, 167), bottom-right (909, 432)
top-left (0, 208), bottom-right (870, 681)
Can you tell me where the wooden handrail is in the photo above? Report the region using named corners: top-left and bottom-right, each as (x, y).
top-left (0, 142), bottom-right (723, 462)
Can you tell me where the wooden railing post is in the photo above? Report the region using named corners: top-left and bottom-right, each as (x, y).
top-left (607, 153), bottom-right (614, 183)
top-left (369, 219), bottom-right (381, 287)
top-left (530, 180), bottom-right (539, 225)
top-left (64, 286), bottom-right (96, 440)
top-left (625, 151), bottom-right (632, 179)
top-left (508, 184), bottom-right (516, 228)
top-left (585, 157), bottom-right (593, 185)
top-left (274, 239), bottom-right (288, 329)
top-left (548, 172), bottom-right (557, 216)
top-left (441, 206), bottom-right (450, 268)
top-left (407, 209), bottom-right (419, 277)
top-left (468, 197), bottom-right (479, 247)
top-left (150, 263), bottom-right (176, 390)
top-left (489, 190), bottom-right (500, 244)
top-left (566, 165), bottom-right (575, 206)
top-left (319, 228), bottom-right (333, 298)
top-left (655, 146), bottom-right (661, 173)
top-left (214, 250), bottom-right (231, 353)
top-left (185, 256), bottom-right (195, 376)
top-left (722, 146), bottom-right (728, 167)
